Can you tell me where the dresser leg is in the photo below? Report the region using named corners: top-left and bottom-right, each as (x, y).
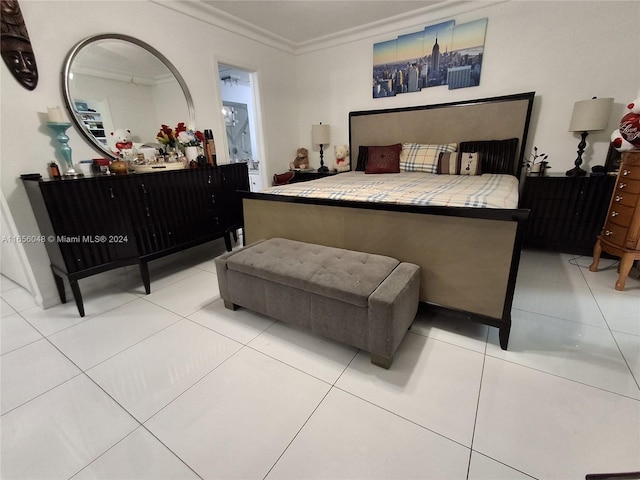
top-left (223, 231), bottom-right (232, 252)
top-left (589, 239), bottom-right (602, 272)
top-left (139, 262), bottom-right (150, 294)
top-left (616, 254), bottom-right (634, 291)
top-left (69, 279), bottom-right (85, 317)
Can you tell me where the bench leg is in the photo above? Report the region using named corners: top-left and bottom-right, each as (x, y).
top-left (223, 300), bottom-right (240, 311)
top-left (371, 353), bottom-right (393, 369)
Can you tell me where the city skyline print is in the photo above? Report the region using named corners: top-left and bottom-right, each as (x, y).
top-left (373, 18), bottom-right (487, 98)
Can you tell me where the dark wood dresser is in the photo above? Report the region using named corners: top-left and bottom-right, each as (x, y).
top-left (519, 174), bottom-right (616, 255)
top-left (589, 150), bottom-right (640, 290)
top-left (23, 163), bottom-right (249, 316)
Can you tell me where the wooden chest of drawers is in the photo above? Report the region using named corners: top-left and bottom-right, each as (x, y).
top-left (589, 151), bottom-right (640, 290)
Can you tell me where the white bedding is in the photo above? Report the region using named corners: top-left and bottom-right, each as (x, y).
top-left (261, 171), bottom-right (520, 209)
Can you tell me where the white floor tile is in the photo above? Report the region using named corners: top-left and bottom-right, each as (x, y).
top-left (73, 426), bottom-right (199, 479)
top-left (612, 329), bottom-right (640, 387)
top-left (410, 304), bottom-right (489, 353)
top-left (0, 285), bottom-right (37, 312)
top-left (1, 338), bottom-right (81, 414)
top-left (248, 321), bottom-right (358, 384)
top-left (119, 264), bottom-right (203, 296)
top-left (2, 245), bottom-right (638, 479)
top-left (513, 275), bottom-right (608, 328)
top-left (336, 332), bottom-right (484, 446)
top-left (0, 312), bottom-right (42, 354)
top-left (474, 356), bottom-right (640, 479)
top-left (188, 298), bottom-right (276, 344)
top-left (48, 298), bottom-right (182, 370)
top-left (487, 309), bottom-right (640, 399)
top-left (145, 347), bottom-right (330, 479)
top-left (19, 285), bottom-right (139, 336)
top-left (267, 388), bottom-right (470, 479)
top-left (519, 250), bottom-right (586, 287)
top-left (0, 374), bottom-right (138, 480)
top-left (0, 275), bottom-right (20, 292)
top-left (1, 297), bottom-right (16, 317)
top-left (87, 319), bottom-right (242, 422)
top-left (143, 270), bottom-right (221, 317)
top-left (592, 288), bottom-right (640, 336)
top-left (468, 452), bottom-right (535, 479)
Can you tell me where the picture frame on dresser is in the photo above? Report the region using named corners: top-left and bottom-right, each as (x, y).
top-left (605, 143), bottom-right (622, 173)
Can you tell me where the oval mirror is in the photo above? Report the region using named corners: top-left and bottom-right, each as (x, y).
top-left (62, 34), bottom-right (194, 159)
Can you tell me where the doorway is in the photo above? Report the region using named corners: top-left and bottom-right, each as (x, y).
top-left (218, 63), bottom-right (264, 192)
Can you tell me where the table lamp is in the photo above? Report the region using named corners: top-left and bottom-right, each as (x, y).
top-left (567, 97), bottom-right (613, 176)
top-left (312, 123), bottom-right (330, 173)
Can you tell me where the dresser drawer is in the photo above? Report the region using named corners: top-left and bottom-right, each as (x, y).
top-left (601, 222), bottom-right (629, 247)
top-left (615, 177), bottom-right (640, 195)
top-left (607, 202), bottom-right (635, 228)
top-left (611, 191), bottom-right (639, 208)
top-left (618, 164), bottom-right (640, 181)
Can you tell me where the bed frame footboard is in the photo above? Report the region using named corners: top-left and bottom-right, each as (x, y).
top-left (241, 194), bottom-right (528, 349)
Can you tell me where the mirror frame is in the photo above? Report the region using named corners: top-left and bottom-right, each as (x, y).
top-left (62, 33), bottom-right (195, 159)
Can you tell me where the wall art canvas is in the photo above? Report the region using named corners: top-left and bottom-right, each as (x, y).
top-left (373, 18), bottom-right (487, 98)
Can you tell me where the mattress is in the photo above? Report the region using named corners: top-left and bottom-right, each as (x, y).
top-left (261, 171), bottom-right (519, 209)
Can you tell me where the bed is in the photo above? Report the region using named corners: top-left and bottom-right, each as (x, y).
top-left (241, 92), bottom-right (535, 349)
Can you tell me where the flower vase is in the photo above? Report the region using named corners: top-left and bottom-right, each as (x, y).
top-left (185, 146), bottom-right (198, 162)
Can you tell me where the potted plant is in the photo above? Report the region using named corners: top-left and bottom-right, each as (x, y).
top-left (524, 147), bottom-right (550, 175)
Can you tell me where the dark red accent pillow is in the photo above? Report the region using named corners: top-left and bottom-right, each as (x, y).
top-left (365, 144), bottom-right (402, 174)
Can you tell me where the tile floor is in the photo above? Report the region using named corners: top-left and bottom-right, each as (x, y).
top-left (1, 239), bottom-right (639, 480)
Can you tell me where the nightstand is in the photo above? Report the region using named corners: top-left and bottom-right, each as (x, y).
top-left (519, 173), bottom-right (616, 255)
top-left (289, 170), bottom-right (339, 184)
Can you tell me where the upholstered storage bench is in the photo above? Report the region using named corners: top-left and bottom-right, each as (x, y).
top-left (214, 238), bottom-right (420, 368)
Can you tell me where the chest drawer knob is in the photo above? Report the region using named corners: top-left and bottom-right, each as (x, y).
top-left (615, 195), bottom-right (623, 202)
top-left (605, 230), bottom-right (613, 236)
top-left (618, 183), bottom-right (627, 190)
top-left (611, 211), bottom-right (619, 217)
top-left (622, 169), bottom-right (631, 176)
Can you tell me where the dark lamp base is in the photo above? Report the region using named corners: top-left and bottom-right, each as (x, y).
top-left (566, 165), bottom-right (587, 176)
top-left (317, 165), bottom-right (329, 173)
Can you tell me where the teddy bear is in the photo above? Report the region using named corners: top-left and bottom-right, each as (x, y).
top-left (611, 97), bottom-right (640, 152)
top-left (111, 128), bottom-right (133, 153)
top-left (333, 144), bottom-right (351, 172)
top-left (289, 147), bottom-right (309, 170)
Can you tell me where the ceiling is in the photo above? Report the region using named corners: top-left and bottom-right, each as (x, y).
top-left (201, 1), bottom-right (444, 46)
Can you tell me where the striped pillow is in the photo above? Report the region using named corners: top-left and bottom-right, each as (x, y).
top-left (438, 151), bottom-right (482, 175)
top-left (400, 143), bottom-right (457, 173)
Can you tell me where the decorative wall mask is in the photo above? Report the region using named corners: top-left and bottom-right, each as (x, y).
top-left (1, 0), bottom-right (38, 90)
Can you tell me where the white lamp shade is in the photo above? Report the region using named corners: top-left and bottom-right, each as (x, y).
top-left (568, 97), bottom-right (613, 132)
top-left (312, 124), bottom-right (330, 145)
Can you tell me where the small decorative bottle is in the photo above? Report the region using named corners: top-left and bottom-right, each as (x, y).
top-left (48, 161), bottom-right (61, 179)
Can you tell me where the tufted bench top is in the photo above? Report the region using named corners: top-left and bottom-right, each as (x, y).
top-left (225, 238), bottom-right (400, 307)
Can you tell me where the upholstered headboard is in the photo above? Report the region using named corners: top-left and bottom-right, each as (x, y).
top-left (349, 92), bottom-right (535, 177)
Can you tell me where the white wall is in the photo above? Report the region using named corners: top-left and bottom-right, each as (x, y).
top-left (295, 1), bottom-right (640, 172)
top-left (0, 0), bottom-right (298, 305)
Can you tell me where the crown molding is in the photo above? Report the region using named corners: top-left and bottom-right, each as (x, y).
top-left (295, 1), bottom-right (505, 55)
top-left (150, 0), bottom-right (505, 56)
top-left (149, 0), bottom-right (297, 54)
